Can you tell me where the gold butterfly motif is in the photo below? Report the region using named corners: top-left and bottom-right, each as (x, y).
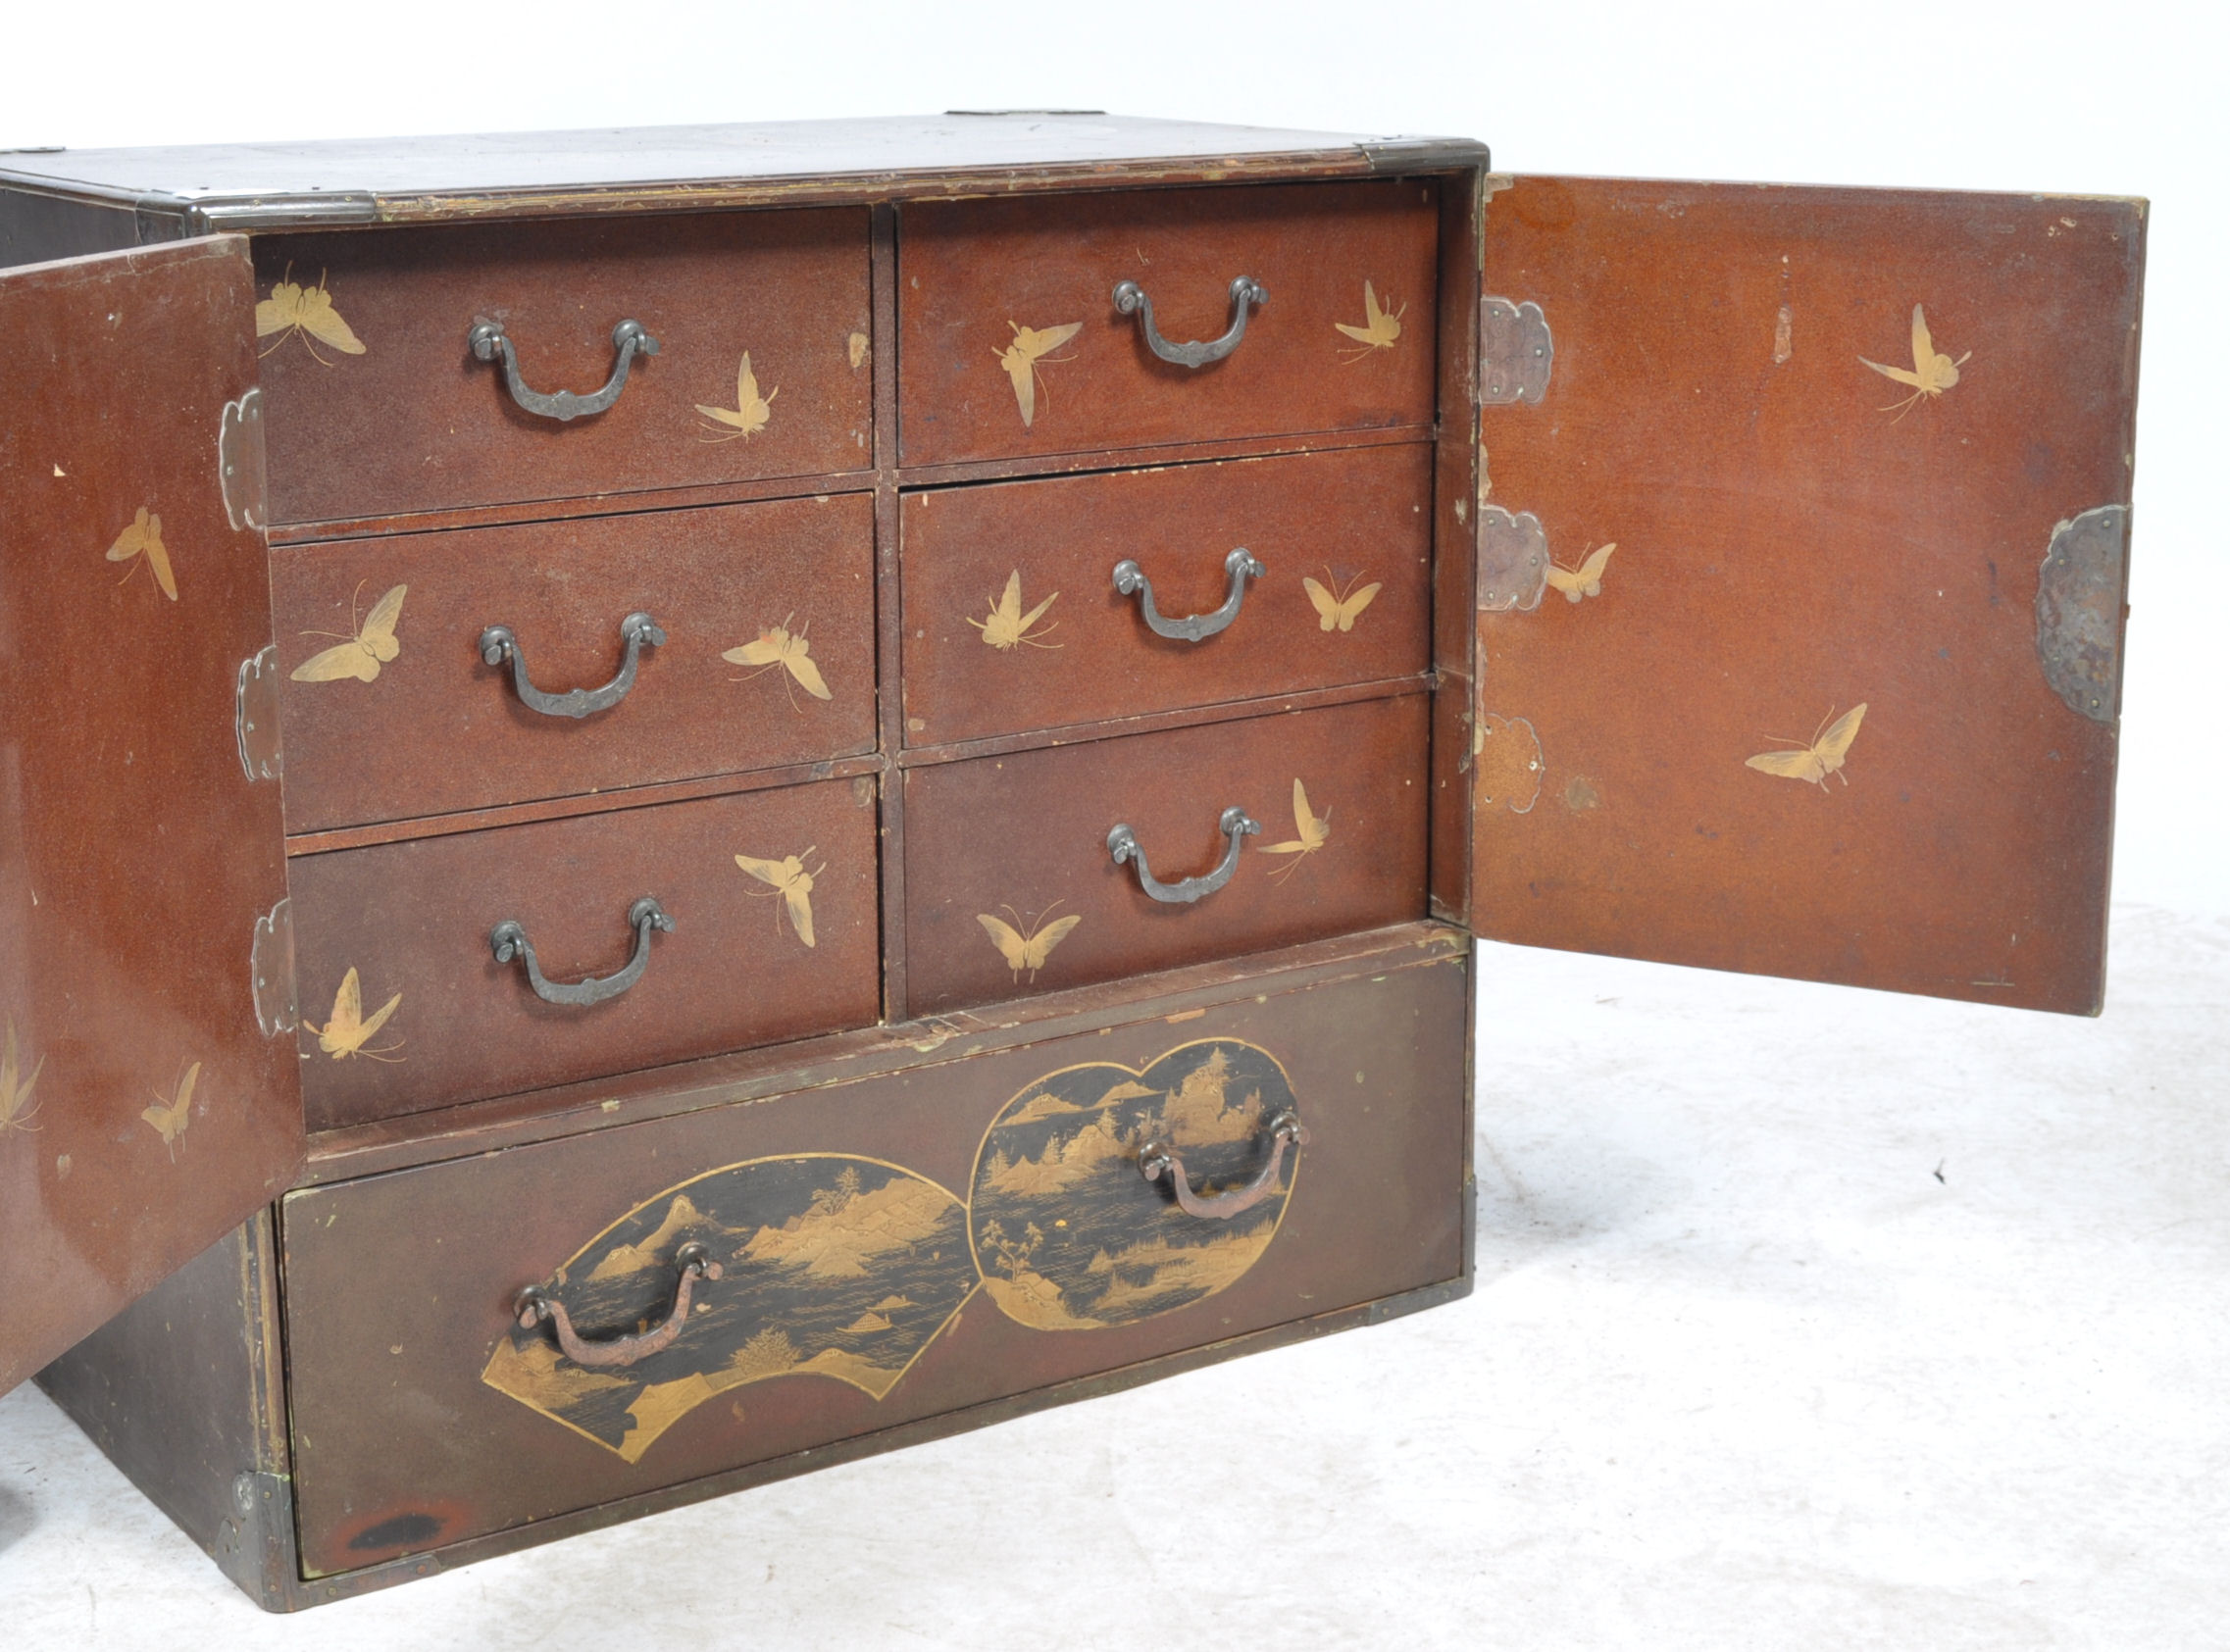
top-left (1334, 280), bottom-right (1405, 360)
top-left (304, 968), bottom-right (404, 1061)
top-left (255, 267), bottom-right (365, 363)
top-left (291, 581), bottom-right (407, 683)
top-left (107, 506), bottom-right (177, 602)
top-left (141, 1061), bottom-right (200, 1158)
top-left (1746, 703), bottom-right (1869, 789)
top-left (1, 1020), bottom-right (44, 1134)
top-left (1261, 777), bottom-right (1331, 882)
top-left (735, 848), bottom-right (824, 947)
top-left (695, 352), bottom-right (778, 441)
top-left (995, 321), bottom-right (1082, 427)
top-left (724, 615), bottom-right (833, 705)
top-left (968, 571), bottom-right (1060, 651)
top-left (1301, 569), bottom-right (1381, 633)
top-left (1860, 305), bottom-right (1970, 420)
top-left (977, 903), bottom-right (1082, 981)
top-left (1545, 543), bottom-right (1615, 604)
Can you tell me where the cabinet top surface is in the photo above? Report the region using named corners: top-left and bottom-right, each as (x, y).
top-left (0, 113), bottom-right (1478, 226)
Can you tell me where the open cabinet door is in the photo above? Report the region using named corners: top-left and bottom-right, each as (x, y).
top-left (0, 237), bottom-right (298, 1392)
top-left (1470, 177), bottom-right (2144, 1015)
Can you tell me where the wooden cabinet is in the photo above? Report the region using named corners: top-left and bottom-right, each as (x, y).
top-left (0, 114), bottom-right (2146, 1610)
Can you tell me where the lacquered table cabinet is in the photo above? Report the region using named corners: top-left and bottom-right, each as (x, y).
top-left (0, 115), bottom-right (2144, 1609)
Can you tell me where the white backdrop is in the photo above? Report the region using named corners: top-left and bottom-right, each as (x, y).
top-left (9, 0), bottom-right (2221, 914)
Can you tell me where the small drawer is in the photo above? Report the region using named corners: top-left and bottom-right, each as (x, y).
top-left (287, 777), bottom-right (880, 1130)
top-left (900, 444), bottom-right (1432, 747)
top-left (897, 181), bottom-right (1439, 468)
top-left (252, 210), bottom-right (873, 526)
top-left (902, 693), bottom-right (1430, 1014)
top-left (279, 944), bottom-right (1467, 1577)
top-left (273, 494), bottom-right (876, 834)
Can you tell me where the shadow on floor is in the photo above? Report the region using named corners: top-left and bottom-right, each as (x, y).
top-left (0, 1482), bottom-right (35, 1560)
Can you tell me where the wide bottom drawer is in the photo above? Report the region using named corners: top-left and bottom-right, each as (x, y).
top-left (279, 939), bottom-right (1469, 1578)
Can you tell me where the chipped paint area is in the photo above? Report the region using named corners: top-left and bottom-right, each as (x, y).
top-left (1472, 712), bottom-right (1544, 814)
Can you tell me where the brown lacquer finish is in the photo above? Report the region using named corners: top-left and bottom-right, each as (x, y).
top-left (1471, 179), bottom-right (2144, 1014)
top-left (897, 181), bottom-right (1439, 467)
top-left (287, 778), bottom-right (881, 1129)
top-left (279, 950), bottom-right (1466, 1577)
top-left (903, 694), bottom-right (1430, 1015)
top-left (272, 493), bottom-right (876, 833)
top-left (252, 211), bottom-right (873, 526)
top-left (0, 237), bottom-right (299, 1394)
top-left (899, 444), bottom-right (1433, 747)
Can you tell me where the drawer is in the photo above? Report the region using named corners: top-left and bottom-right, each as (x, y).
top-left (900, 444), bottom-right (1433, 747)
top-left (278, 945), bottom-right (1467, 1577)
top-left (273, 494), bottom-right (876, 834)
top-left (902, 693), bottom-right (1430, 1014)
top-left (287, 777), bottom-right (880, 1129)
top-left (253, 210), bottom-right (873, 525)
top-left (897, 181), bottom-right (1439, 467)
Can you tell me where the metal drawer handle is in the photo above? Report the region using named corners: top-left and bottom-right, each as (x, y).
top-left (1111, 275), bottom-right (1266, 369)
top-left (1113, 546), bottom-right (1265, 642)
top-left (1140, 1109), bottom-right (1308, 1220)
top-left (515, 1240), bottom-right (722, 1368)
top-left (1107, 805), bottom-right (1258, 904)
top-left (491, 895), bottom-right (673, 1008)
top-left (480, 611), bottom-right (664, 720)
top-left (467, 318), bottom-right (659, 422)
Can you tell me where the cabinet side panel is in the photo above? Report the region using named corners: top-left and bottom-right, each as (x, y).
top-left (0, 187), bottom-right (140, 270)
top-left (1473, 178), bottom-right (2144, 1015)
top-left (34, 1210), bottom-right (296, 1607)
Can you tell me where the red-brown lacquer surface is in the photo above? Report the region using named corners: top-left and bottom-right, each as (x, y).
top-left (898, 181), bottom-right (1438, 466)
top-left (0, 238), bottom-right (298, 1392)
top-left (1473, 179), bottom-right (2144, 1014)
top-left (287, 778), bottom-right (881, 1129)
top-left (904, 694), bottom-right (1430, 1014)
top-left (273, 493), bottom-right (875, 833)
top-left (254, 211), bottom-right (873, 525)
top-left (899, 444), bottom-right (1432, 746)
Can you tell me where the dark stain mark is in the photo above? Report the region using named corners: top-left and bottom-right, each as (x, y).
top-left (1986, 559), bottom-right (2001, 607)
top-left (349, 1511), bottom-right (444, 1553)
top-left (1563, 775), bottom-right (1602, 812)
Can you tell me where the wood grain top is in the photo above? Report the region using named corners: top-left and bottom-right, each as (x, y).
top-left (0, 114), bottom-right (1484, 228)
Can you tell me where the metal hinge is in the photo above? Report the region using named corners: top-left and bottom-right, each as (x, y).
top-left (218, 386), bottom-right (267, 532)
top-left (1480, 297), bottom-right (1552, 405)
top-left (1477, 506), bottom-right (1549, 613)
top-left (234, 644), bottom-right (282, 781)
top-left (251, 897), bottom-right (296, 1037)
top-left (2035, 504), bottom-right (2129, 725)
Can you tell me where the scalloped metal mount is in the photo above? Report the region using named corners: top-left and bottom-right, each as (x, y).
top-left (1480, 297), bottom-right (1552, 405)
